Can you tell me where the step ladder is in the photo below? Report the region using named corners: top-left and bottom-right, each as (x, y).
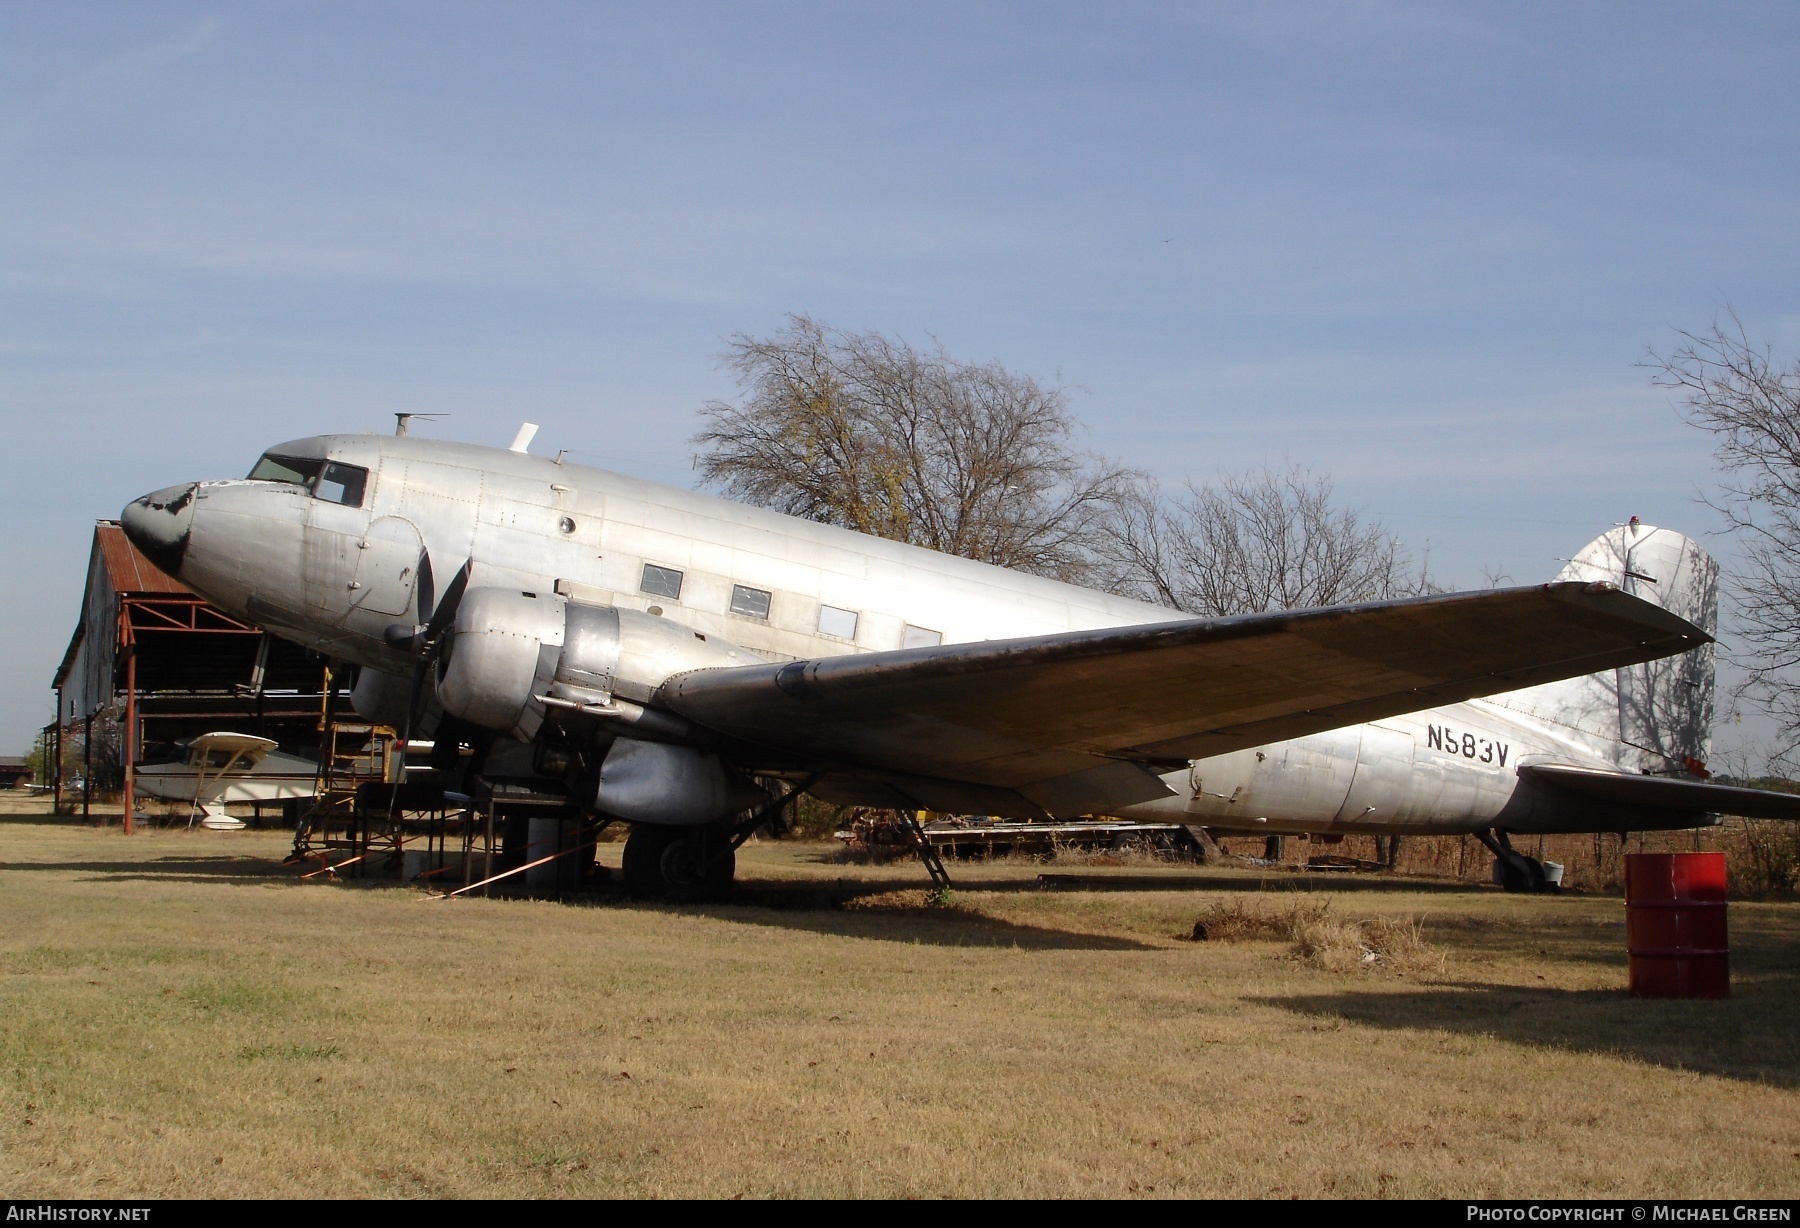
top-left (292, 721), bottom-right (398, 867)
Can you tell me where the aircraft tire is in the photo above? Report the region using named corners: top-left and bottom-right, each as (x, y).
top-left (622, 823), bottom-right (735, 902)
top-left (1496, 860), bottom-right (1531, 893)
top-left (1496, 856), bottom-right (1552, 894)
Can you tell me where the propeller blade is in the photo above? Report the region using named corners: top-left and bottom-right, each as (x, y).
top-left (423, 559), bottom-right (472, 643)
top-left (399, 559), bottom-right (471, 746)
top-left (415, 549), bottom-right (435, 629)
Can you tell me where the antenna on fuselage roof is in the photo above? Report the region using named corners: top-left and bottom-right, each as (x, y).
top-left (394, 413), bottom-right (448, 437)
top-left (509, 422), bottom-right (540, 454)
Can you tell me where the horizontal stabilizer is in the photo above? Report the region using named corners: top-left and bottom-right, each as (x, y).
top-left (1521, 763), bottom-right (1800, 820)
top-left (662, 581), bottom-right (1708, 817)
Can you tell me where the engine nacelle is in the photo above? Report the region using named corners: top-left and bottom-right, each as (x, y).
top-left (349, 665), bottom-right (414, 729)
top-left (595, 737), bottom-right (769, 825)
top-left (434, 587), bottom-right (763, 741)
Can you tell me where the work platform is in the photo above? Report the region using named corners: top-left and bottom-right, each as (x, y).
top-left (293, 766), bottom-right (607, 898)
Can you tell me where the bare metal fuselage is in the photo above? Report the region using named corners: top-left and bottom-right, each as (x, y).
top-left (123, 432), bottom-right (1716, 837)
top-left (1117, 705), bottom-right (1641, 836)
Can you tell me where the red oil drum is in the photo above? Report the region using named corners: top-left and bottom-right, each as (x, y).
top-left (1624, 852), bottom-right (1728, 999)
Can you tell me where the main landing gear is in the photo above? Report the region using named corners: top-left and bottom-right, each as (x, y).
top-left (1476, 829), bottom-right (1558, 894)
top-left (621, 823), bottom-right (736, 902)
top-left (617, 778), bottom-right (818, 903)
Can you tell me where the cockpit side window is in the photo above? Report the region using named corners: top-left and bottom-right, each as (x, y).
top-left (248, 453), bottom-right (324, 485)
top-left (313, 462), bottom-right (367, 508)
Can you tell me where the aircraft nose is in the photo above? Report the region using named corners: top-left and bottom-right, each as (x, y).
top-left (121, 482), bottom-right (199, 578)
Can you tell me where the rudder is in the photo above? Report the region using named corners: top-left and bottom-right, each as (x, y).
top-left (1491, 522), bottom-right (1717, 773)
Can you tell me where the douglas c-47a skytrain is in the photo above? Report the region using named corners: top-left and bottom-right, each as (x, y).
top-left (120, 425), bottom-right (1800, 897)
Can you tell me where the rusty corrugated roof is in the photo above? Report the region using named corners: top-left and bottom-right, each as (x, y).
top-left (54, 522), bottom-right (192, 689)
top-left (94, 521), bottom-right (191, 595)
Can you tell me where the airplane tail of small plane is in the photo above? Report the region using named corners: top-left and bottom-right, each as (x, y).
top-left (1489, 522), bottom-right (1719, 775)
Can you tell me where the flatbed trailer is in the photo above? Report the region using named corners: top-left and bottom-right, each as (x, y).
top-left (836, 816), bottom-right (1207, 860)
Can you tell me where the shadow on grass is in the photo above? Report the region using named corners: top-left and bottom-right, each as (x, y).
top-left (0, 855), bottom-right (295, 884)
top-left (0, 813), bottom-right (100, 829)
top-left (1421, 908), bottom-right (1800, 984)
top-left (688, 902), bottom-right (1159, 951)
top-left (550, 881), bottom-right (1160, 951)
top-left (1258, 974), bottom-right (1800, 1088)
top-left (0, 811), bottom-right (278, 831)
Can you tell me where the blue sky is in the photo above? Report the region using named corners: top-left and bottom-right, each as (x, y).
top-left (2, 2), bottom-right (1796, 758)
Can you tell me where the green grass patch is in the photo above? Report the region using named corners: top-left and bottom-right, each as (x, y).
top-left (234, 1041), bottom-right (342, 1062)
top-left (178, 981), bottom-right (295, 1017)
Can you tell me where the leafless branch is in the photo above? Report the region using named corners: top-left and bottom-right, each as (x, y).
top-left (695, 315), bottom-right (1136, 581)
top-left (1651, 309), bottom-right (1800, 748)
top-left (1098, 464), bottom-right (1431, 615)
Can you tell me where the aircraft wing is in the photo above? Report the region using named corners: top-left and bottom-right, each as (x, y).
top-left (660, 582), bottom-right (1708, 819)
top-left (1520, 763), bottom-right (1800, 820)
top-left (186, 732), bottom-right (280, 805)
top-left (190, 732), bottom-right (279, 762)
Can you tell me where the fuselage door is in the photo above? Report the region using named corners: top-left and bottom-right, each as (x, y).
top-left (353, 516), bottom-right (424, 618)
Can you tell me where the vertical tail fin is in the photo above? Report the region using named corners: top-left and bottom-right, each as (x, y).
top-left (1492, 522), bottom-right (1718, 773)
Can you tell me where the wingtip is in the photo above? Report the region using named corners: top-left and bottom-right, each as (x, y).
top-left (1542, 579), bottom-right (1714, 645)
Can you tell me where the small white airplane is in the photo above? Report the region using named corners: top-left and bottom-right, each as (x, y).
top-left (133, 731), bottom-right (317, 829)
top-left (115, 427), bottom-right (1800, 895)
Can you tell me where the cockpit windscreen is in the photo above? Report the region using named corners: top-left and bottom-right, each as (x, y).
top-left (248, 454), bottom-right (324, 485)
top-left (247, 453), bottom-right (367, 508)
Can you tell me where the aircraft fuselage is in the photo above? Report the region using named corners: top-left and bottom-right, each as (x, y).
top-left (121, 432), bottom-right (1716, 839)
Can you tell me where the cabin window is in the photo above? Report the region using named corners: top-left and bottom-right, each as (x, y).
top-left (902, 624), bottom-right (942, 649)
top-left (313, 462), bottom-right (368, 508)
top-left (248, 453), bottom-right (323, 486)
top-left (640, 563), bottom-right (684, 600)
top-left (730, 584), bottom-right (772, 619)
top-left (818, 604), bottom-right (859, 640)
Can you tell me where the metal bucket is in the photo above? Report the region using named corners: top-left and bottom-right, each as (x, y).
top-left (1624, 852), bottom-right (1728, 999)
top-left (525, 816), bottom-right (583, 890)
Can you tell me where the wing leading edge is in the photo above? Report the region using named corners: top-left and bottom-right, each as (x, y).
top-left (659, 581), bottom-right (1709, 819)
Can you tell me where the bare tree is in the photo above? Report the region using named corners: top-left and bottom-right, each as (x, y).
top-left (1100, 465), bottom-right (1429, 616)
top-left (1653, 310), bottom-right (1800, 745)
top-left (694, 316), bottom-right (1135, 581)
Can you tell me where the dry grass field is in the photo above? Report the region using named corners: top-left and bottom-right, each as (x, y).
top-left (1, 794), bottom-right (1796, 1199)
